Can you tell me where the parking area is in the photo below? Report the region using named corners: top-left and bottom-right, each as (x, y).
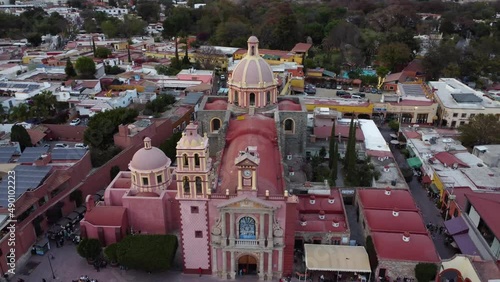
top-left (67, 117), bottom-right (89, 127)
top-left (43, 140), bottom-right (86, 150)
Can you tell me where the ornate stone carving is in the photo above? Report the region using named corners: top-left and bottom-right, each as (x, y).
top-left (273, 219), bottom-right (284, 238)
top-left (211, 217), bottom-right (222, 245)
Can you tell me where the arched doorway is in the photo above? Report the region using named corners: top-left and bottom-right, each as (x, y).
top-left (238, 254), bottom-right (258, 275)
top-left (249, 93), bottom-right (256, 106)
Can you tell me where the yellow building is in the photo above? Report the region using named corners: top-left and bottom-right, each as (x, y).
top-left (432, 171), bottom-right (445, 196)
top-left (233, 49), bottom-right (304, 65)
top-left (304, 99), bottom-right (374, 116)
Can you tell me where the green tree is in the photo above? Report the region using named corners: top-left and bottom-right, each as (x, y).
top-left (26, 32), bottom-right (42, 47)
top-left (77, 238), bottom-right (102, 261)
top-left (458, 114), bottom-right (500, 147)
top-left (104, 243), bottom-right (119, 264)
top-left (415, 263), bottom-right (438, 282)
top-left (75, 56), bottom-right (96, 79)
top-left (377, 42), bottom-right (412, 72)
top-left (388, 119), bottom-right (400, 132)
top-left (319, 146), bottom-right (327, 160)
top-left (8, 103), bottom-right (31, 122)
top-left (159, 131), bottom-right (182, 160)
top-left (10, 124), bottom-right (32, 151)
top-left (116, 234), bottom-right (177, 272)
top-left (137, 1), bottom-right (160, 23)
top-left (163, 7), bottom-right (192, 61)
top-left (330, 142), bottom-right (338, 186)
top-left (65, 58), bottom-right (77, 77)
top-left (101, 19), bottom-right (120, 38)
top-left (95, 47), bottom-right (112, 58)
top-left (84, 108), bottom-right (138, 150)
top-left (30, 91), bottom-right (57, 121)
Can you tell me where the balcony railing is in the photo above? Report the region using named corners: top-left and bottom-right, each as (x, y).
top-left (235, 239), bottom-right (259, 246)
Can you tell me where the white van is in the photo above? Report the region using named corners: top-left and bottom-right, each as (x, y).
top-left (351, 95), bottom-right (362, 99)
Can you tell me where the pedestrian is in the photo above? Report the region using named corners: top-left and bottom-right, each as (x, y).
top-left (42, 279), bottom-right (47, 282)
top-left (198, 267), bottom-right (202, 277)
top-left (239, 269), bottom-right (243, 276)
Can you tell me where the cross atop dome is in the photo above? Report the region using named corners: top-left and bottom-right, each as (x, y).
top-left (247, 36), bottom-right (259, 57)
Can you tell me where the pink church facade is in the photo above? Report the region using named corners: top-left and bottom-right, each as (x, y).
top-left (81, 36), bottom-right (350, 280)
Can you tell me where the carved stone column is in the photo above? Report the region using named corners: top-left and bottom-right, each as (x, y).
top-left (229, 212), bottom-right (235, 246)
top-left (222, 250), bottom-right (227, 279)
top-left (221, 211), bottom-right (227, 246)
top-left (230, 251), bottom-right (236, 279)
top-left (258, 252), bottom-right (264, 280)
top-left (212, 247), bottom-right (218, 275)
top-left (267, 251), bottom-right (273, 280)
top-left (259, 212), bottom-right (265, 246)
top-left (267, 212), bottom-right (273, 248)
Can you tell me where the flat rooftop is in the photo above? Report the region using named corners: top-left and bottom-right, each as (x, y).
top-left (429, 78), bottom-right (500, 109)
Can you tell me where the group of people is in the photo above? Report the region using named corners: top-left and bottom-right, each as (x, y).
top-left (426, 222), bottom-right (446, 238)
top-left (72, 275), bottom-right (98, 282)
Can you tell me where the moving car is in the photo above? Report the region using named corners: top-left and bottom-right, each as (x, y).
top-left (55, 143), bottom-right (69, 148)
top-left (70, 118), bottom-right (81, 126)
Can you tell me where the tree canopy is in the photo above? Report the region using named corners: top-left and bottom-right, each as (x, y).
top-left (458, 114), bottom-right (500, 147)
top-left (75, 57), bottom-right (96, 79)
top-left (95, 47), bottom-right (112, 59)
top-left (10, 124), bottom-right (32, 152)
top-left (84, 108), bottom-right (138, 150)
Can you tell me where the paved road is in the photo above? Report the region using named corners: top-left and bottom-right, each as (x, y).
top-left (379, 126), bottom-right (457, 260)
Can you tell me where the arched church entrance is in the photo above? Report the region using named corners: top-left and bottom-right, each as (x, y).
top-left (238, 254), bottom-right (258, 275)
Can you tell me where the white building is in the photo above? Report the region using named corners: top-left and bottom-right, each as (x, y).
top-left (94, 7), bottom-right (128, 18)
top-left (429, 78), bottom-right (500, 128)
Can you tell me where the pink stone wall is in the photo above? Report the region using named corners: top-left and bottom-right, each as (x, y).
top-left (122, 196), bottom-right (167, 234)
top-left (179, 200), bottom-right (210, 270)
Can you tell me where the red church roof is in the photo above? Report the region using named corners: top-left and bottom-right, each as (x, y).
top-left (84, 206), bottom-right (126, 226)
top-left (217, 114), bottom-right (284, 195)
top-left (357, 189), bottom-right (418, 211)
top-left (278, 100), bottom-right (302, 111)
top-left (297, 190), bottom-right (344, 214)
top-left (204, 99), bottom-right (228, 110)
top-left (371, 232), bottom-right (440, 262)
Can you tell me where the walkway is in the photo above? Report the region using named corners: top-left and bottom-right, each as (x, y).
top-left (379, 126), bottom-right (457, 260)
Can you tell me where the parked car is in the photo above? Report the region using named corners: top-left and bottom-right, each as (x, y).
top-left (351, 95), bottom-right (361, 99)
top-left (220, 74), bottom-right (226, 80)
top-left (75, 143), bottom-right (89, 149)
top-left (55, 143), bottom-right (69, 148)
top-left (336, 85), bottom-right (342, 90)
top-left (70, 118), bottom-right (81, 126)
top-left (371, 88), bottom-right (378, 93)
top-left (336, 91), bottom-right (348, 96)
top-left (340, 94), bottom-right (352, 99)
top-left (348, 87), bottom-right (353, 91)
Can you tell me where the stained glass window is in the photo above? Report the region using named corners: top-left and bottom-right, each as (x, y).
top-left (239, 216), bottom-right (256, 239)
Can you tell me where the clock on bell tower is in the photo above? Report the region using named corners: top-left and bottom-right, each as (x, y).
top-left (234, 146), bottom-right (260, 191)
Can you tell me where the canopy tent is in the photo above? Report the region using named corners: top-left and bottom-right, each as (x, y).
top-left (304, 244), bottom-right (372, 273)
top-left (407, 157), bottom-right (422, 168)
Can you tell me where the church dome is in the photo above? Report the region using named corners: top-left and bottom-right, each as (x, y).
top-left (230, 36), bottom-right (276, 88)
top-left (129, 137), bottom-right (171, 171)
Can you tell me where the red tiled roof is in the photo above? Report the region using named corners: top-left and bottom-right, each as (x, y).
top-left (27, 129), bottom-right (46, 145)
top-left (217, 114), bottom-right (284, 195)
top-left (297, 190), bottom-right (344, 214)
top-left (313, 125), bottom-right (364, 140)
top-left (364, 210), bottom-right (427, 234)
top-left (434, 152), bottom-right (469, 168)
top-left (403, 59), bottom-right (424, 74)
top-left (84, 206), bottom-right (126, 226)
top-left (291, 43), bottom-right (312, 53)
top-left (384, 72), bottom-right (407, 83)
top-left (371, 232), bottom-right (440, 262)
top-left (81, 80), bottom-right (99, 88)
top-left (278, 100), bottom-right (302, 111)
top-left (296, 214), bottom-right (348, 233)
top-left (465, 193), bottom-right (500, 238)
top-left (204, 99), bottom-right (228, 110)
top-left (451, 186), bottom-right (474, 210)
top-left (366, 150), bottom-right (394, 159)
top-left (358, 189), bottom-right (418, 211)
top-left (403, 131), bottom-right (421, 139)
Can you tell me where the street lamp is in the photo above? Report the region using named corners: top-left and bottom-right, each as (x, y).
top-left (47, 254), bottom-right (56, 279)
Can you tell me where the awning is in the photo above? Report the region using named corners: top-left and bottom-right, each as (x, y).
top-left (407, 157), bottom-right (422, 168)
top-left (444, 216), bottom-right (468, 235)
top-left (429, 184), bottom-right (439, 194)
top-left (304, 244), bottom-right (371, 273)
top-left (422, 175), bottom-right (431, 184)
top-left (453, 233), bottom-right (479, 256)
